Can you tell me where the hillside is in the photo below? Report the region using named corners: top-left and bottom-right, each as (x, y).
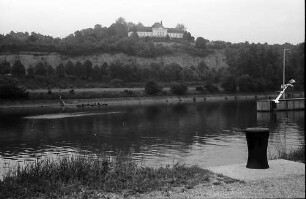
top-left (0, 19), bottom-right (304, 93)
top-left (0, 45), bottom-right (228, 70)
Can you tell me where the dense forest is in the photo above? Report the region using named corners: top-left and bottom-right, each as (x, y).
top-left (0, 17), bottom-right (304, 96)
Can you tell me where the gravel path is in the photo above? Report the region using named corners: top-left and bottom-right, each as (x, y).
top-left (130, 174), bottom-right (305, 199)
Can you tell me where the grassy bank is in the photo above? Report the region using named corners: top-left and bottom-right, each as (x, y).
top-left (270, 144), bottom-right (305, 163)
top-left (0, 153), bottom-right (239, 198)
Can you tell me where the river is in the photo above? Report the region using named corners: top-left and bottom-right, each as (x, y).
top-left (0, 100), bottom-right (304, 177)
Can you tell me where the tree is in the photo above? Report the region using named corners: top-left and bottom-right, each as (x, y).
top-left (130, 32), bottom-right (139, 40)
top-left (170, 82), bottom-right (188, 95)
top-left (91, 64), bottom-right (102, 81)
top-left (197, 61), bottom-right (208, 73)
top-left (165, 34), bottom-right (170, 41)
top-left (83, 60), bottom-right (93, 79)
top-left (204, 82), bottom-right (219, 93)
top-left (11, 60), bottom-right (25, 77)
top-left (238, 74), bottom-right (253, 92)
top-left (163, 63), bottom-right (183, 81)
top-left (65, 61), bottom-right (75, 76)
top-left (195, 37), bottom-right (207, 49)
top-left (34, 62), bottom-right (47, 76)
top-left (115, 17), bottom-right (127, 26)
top-left (74, 61), bottom-right (85, 78)
top-left (46, 64), bottom-right (55, 76)
top-left (0, 61), bottom-right (11, 74)
top-left (94, 24), bottom-right (102, 30)
top-left (183, 31), bottom-right (194, 42)
top-left (56, 63), bottom-right (65, 78)
top-left (145, 80), bottom-right (163, 95)
top-left (27, 66), bottom-right (34, 78)
top-left (108, 17), bottom-right (128, 37)
top-left (0, 75), bottom-right (29, 99)
top-left (221, 75), bottom-right (237, 92)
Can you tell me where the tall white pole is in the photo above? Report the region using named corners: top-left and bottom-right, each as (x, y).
top-left (282, 49), bottom-right (290, 99)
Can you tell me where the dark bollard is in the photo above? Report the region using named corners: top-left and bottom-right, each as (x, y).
top-left (245, 127), bottom-right (269, 169)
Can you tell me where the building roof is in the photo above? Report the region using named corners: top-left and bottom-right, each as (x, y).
top-left (152, 22), bottom-right (163, 28)
top-left (127, 22), bottom-right (184, 34)
top-left (167, 28), bottom-right (184, 34)
top-left (136, 26), bottom-right (152, 32)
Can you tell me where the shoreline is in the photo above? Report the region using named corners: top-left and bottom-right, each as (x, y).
top-left (0, 93), bottom-right (284, 110)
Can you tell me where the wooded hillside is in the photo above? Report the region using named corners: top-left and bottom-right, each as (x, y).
top-left (0, 18), bottom-right (304, 92)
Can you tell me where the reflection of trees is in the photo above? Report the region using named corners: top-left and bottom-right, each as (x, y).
top-left (0, 101), bottom-right (264, 158)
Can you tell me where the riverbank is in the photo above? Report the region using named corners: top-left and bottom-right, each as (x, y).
top-left (2, 92), bottom-right (304, 110)
top-left (0, 159), bottom-right (304, 199)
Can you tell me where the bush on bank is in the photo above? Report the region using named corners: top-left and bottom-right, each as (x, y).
top-left (144, 80), bottom-right (163, 95)
top-left (170, 82), bottom-right (188, 95)
top-left (0, 75), bottom-right (29, 99)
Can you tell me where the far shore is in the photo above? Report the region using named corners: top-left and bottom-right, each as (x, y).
top-left (1, 92), bottom-right (304, 110)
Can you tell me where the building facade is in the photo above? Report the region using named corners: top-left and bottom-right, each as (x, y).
top-left (128, 22), bottom-right (184, 39)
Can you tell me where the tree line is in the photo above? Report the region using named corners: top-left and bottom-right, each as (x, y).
top-left (1, 39), bottom-right (303, 92)
top-left (0, 18), bottom-right (199, 58)
top-left (0, 17), bottom-right (304, 93)
top-left (223, 42), bottom-right (304, 91)
top-left (0, 59), bottom-right (216, 83)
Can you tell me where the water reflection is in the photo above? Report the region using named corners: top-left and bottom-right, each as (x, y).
top-left (257, 110), bottom-right (305, 158)
top-left (0, 101), bottom-right (304, 177)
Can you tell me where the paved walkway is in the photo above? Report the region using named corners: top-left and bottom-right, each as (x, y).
top-left (207, 159), bottom-right (305, 181)
top-left (134, 159), bottom-right (305, 198)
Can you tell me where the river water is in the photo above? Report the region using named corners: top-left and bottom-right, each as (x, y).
top-left (0, 100), bottom-right (304, 177)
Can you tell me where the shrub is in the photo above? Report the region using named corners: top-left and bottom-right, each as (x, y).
top-left (205, 82), bottom-right (219, 93)
top-left (221, 75), bottom-right (237, 92)
top-left (110, 79), bottom-right (123, 87)
top-left (47, 88), bottom-right (52, 95)
top-left (144, 81), bottom-right (163, 95)
top-left (238, 74), bottom-right (253, 92)
top-left (195, 85), bottom-right (206, 92)
top-left (124, 89), bottom-right (134, 95)
top-left (170, 82), bottom-right (188, 95)
top-left (0, 75), bottom-right (29, 99)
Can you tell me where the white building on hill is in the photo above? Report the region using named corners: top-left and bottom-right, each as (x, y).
top-left (128, 21), bottom-right (184, 39)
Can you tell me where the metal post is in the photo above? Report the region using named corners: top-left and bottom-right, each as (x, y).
top-left (283, 49), bottom-right (290, 99)
top-left (245, 127), bottom-right (270, 169)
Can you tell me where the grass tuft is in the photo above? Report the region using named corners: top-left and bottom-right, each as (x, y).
top-left (269, 144), bottom-right (305, 163)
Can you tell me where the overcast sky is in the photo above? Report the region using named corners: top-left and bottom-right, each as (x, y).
top-left (0, 0), bottom-right (304, 44)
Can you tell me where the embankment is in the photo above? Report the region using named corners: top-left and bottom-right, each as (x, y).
top-left (0, 93), bottom-right (284, 110)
